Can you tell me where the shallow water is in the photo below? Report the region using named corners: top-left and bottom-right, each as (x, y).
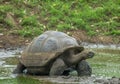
top-left (0, 43), bottom-right (120, 84)
top-left (81, 42), bottom-right (120, 49)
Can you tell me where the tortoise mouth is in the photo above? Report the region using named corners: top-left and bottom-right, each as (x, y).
top-left (87, 52), bottom-right (94, 58)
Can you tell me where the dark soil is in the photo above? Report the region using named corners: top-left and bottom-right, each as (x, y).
top-left (71, 30), bottom-right (120, 44)
top-left (0, 30), bottom-right (120, 48)
top-left (0, 33), bottom-right (30, 48)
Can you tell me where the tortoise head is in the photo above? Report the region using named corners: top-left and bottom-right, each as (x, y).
top-left (60, 47), bottom-right (95, 65)
top-left (70, 50), bottom-right (94, 65)
top-left (86, 51), bottom-right (94, 58)
top-left (78, 50), bottom-right (95, 60)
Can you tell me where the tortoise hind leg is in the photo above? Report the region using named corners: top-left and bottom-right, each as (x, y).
top-left (76, 60), bottom-right (92, 76)
top-left (50, 58), bottom-right (67, 76)
top-left (13, 62), bottom-right (26, 74)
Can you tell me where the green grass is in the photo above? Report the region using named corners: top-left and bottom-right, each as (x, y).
top-left (87, 48), bottom-right (120, 77)
top-left (0, 0), bottom-right (120, 37)
top-left (0, 76), bottom-right (41, 84)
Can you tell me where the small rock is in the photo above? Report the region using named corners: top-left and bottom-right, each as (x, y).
top-left (0, 33), bottom-right (3, 36)
top-left (109, 77), bottom-right (120, 84)
top-left (94, 78), bottom-right (109, 83)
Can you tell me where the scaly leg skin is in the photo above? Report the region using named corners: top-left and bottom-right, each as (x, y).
top-left (76, 60), bottom-right (92, 76)
top-left (13, 62), bottom-right (26, 74)
top-left (50, 58), bottom-right (67, 76)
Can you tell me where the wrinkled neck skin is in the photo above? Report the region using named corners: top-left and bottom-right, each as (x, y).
top-left (63, 50), bottom-right (91, 66)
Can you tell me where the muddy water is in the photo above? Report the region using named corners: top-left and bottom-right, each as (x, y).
top-left (0, 44), bottom-right (120, 84)
top-left (0, 47), bottom-right (23, 79)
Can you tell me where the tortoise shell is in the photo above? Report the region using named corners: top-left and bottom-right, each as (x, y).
top-left (20, 31), bottom-right (84, 67)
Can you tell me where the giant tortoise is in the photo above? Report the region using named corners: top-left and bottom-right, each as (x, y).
top-left (13, 31), bottom-right (94, 76)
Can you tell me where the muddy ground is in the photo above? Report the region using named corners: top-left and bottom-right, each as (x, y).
top-left (37, 76), bottom-right (120, 84)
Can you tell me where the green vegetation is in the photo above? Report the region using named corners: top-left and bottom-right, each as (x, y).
top-left (0, 76), bottom-right (42, 84)
top-left (87, 48), bottom-right (120, 77)
top-left (0, 0), bottom-right (120, 37)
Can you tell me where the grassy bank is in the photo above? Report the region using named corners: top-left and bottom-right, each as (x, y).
top-left (0, 0), bottom-right (120, 37)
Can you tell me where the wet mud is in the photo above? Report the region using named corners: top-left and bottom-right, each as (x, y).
top-left (36, 76), bottom-right (120, 84)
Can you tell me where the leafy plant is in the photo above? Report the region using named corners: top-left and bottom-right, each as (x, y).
top-left (18, 25), bottom-right (44, 37)
top-left (21, 15), bottom-right (39, 26)
top-left (0, 0), bottom-right (120, 37)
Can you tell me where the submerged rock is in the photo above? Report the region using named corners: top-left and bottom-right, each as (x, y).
top-left (94, 77), bottom-right (120, 84)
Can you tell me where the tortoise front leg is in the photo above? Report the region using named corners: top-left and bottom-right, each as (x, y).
top-left (50, 58), bottom-right (67, 76)
top-left (76, 60), bottom-right (92, 76)
top-left (13, 62), bottom-right (26, 74)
